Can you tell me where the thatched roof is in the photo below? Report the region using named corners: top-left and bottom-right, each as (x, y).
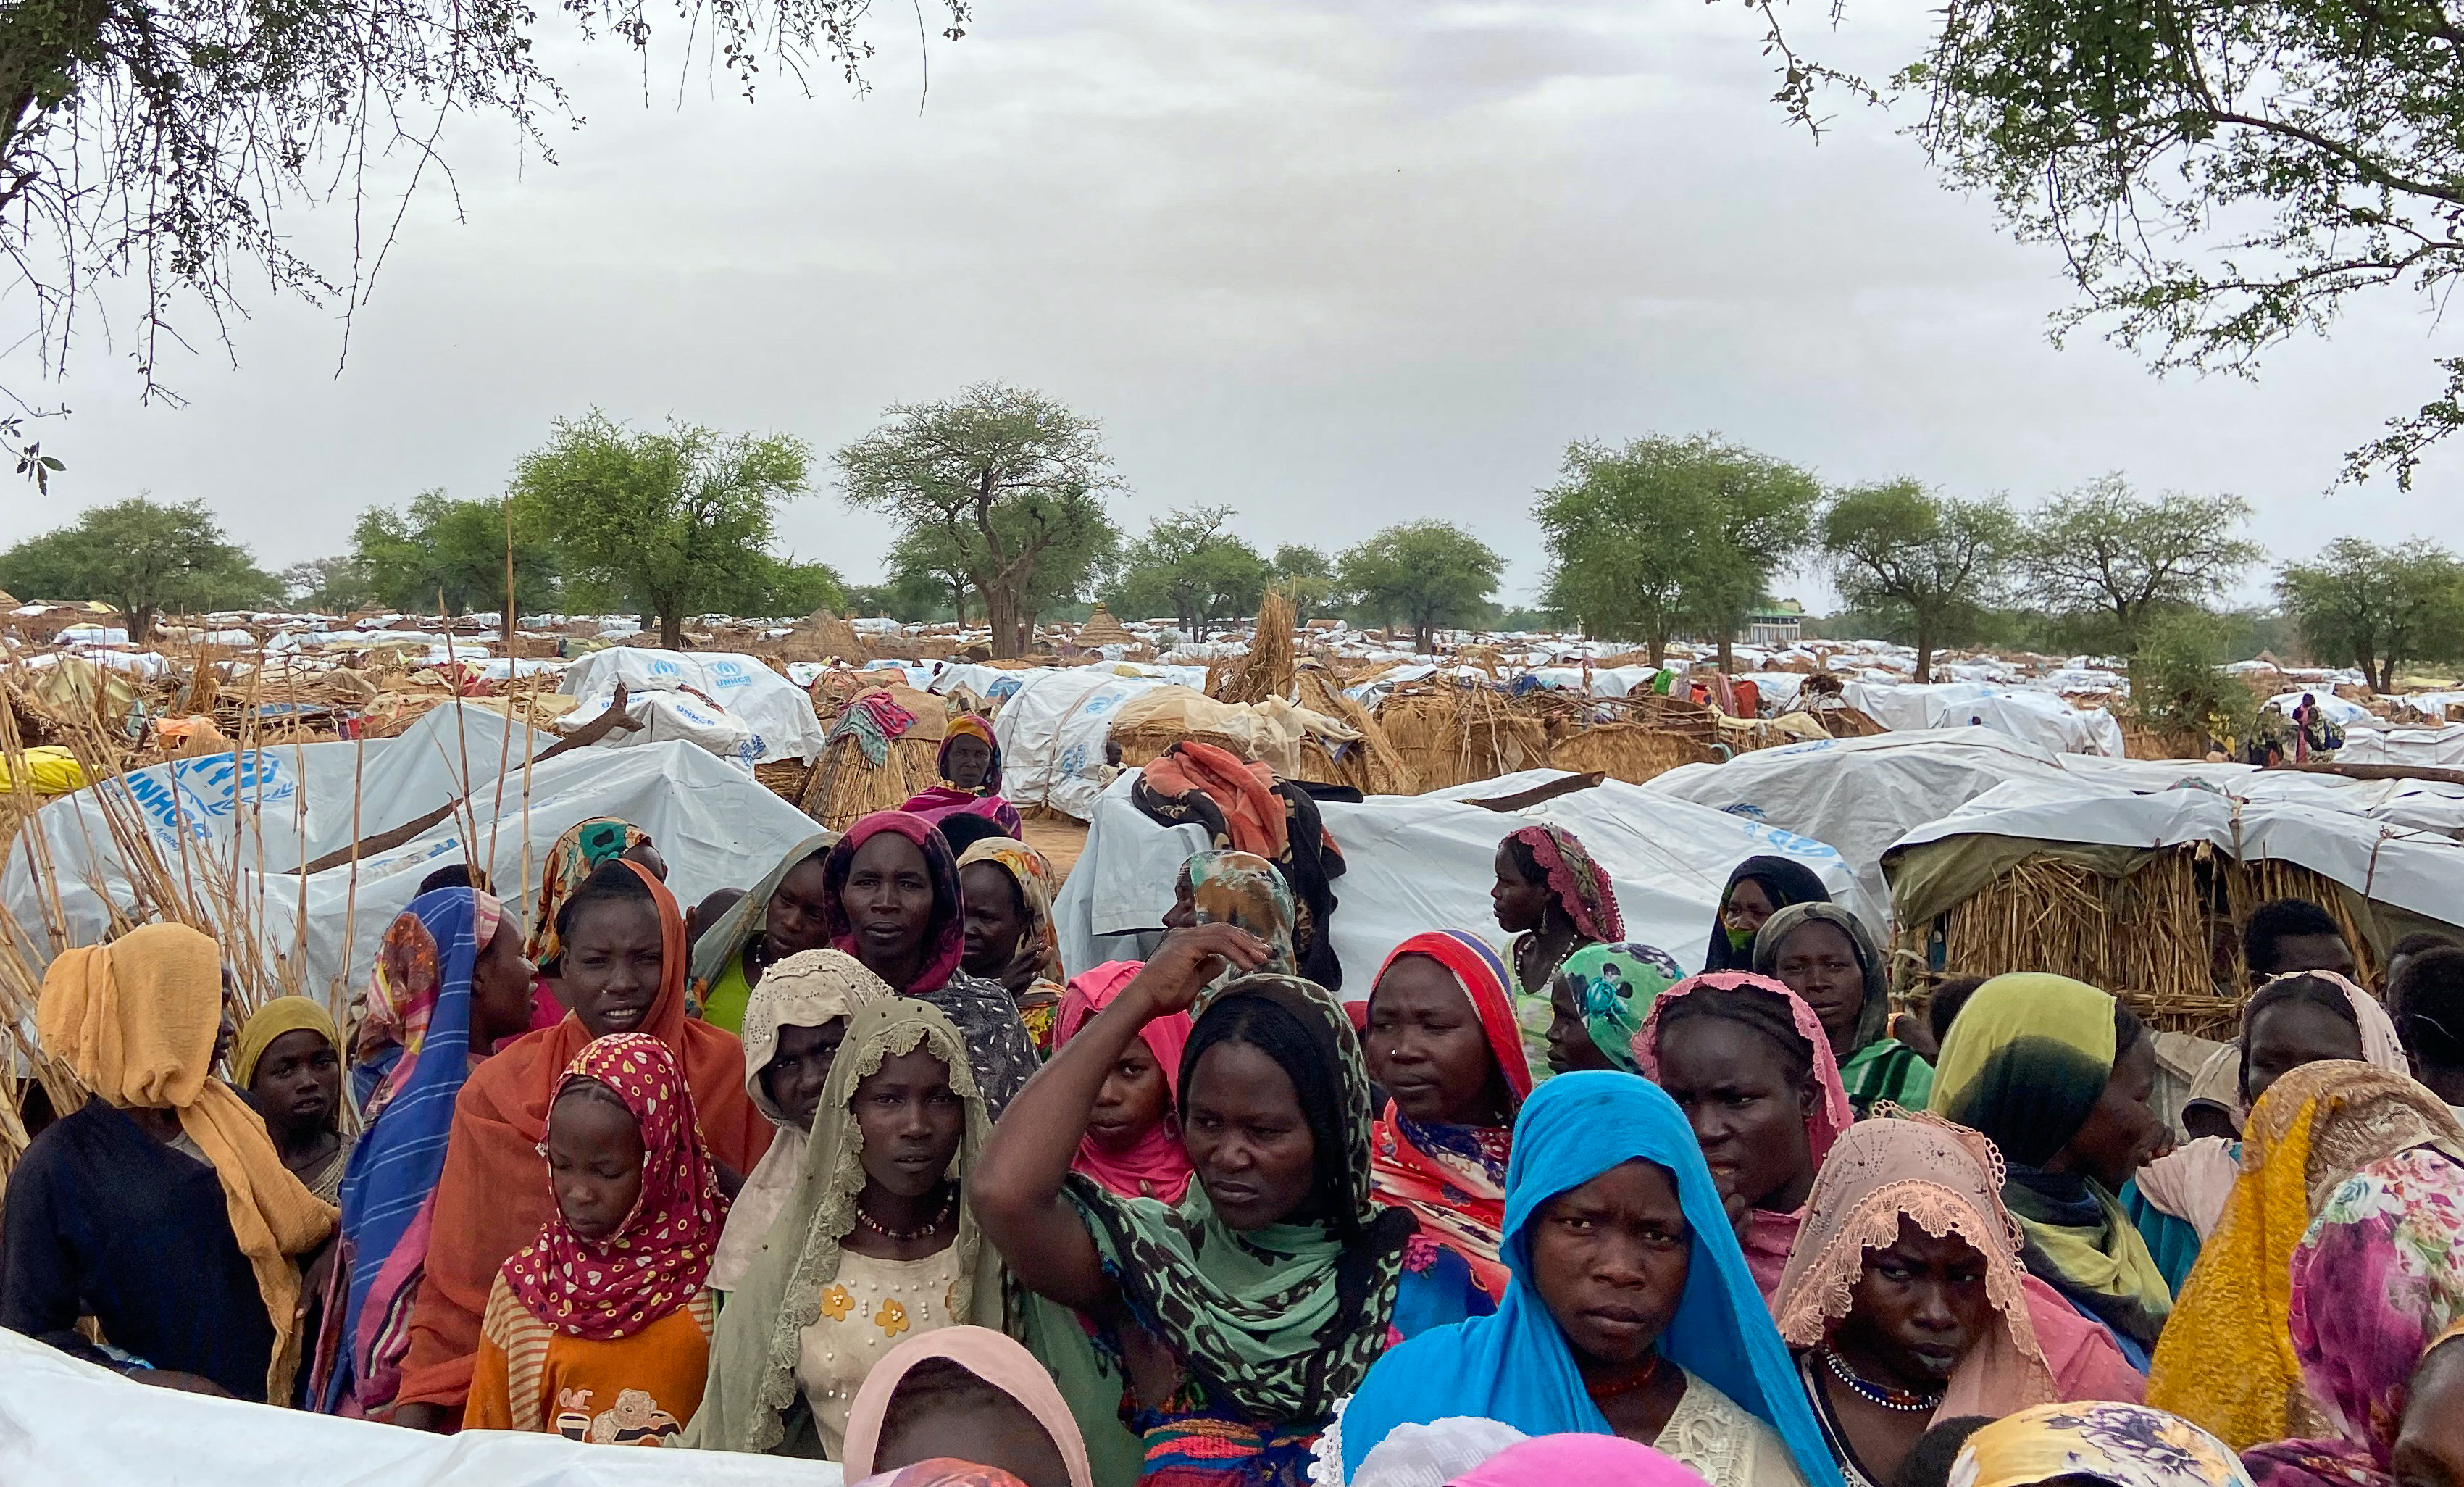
top-left (1076, 604), bottom-right (1135, 648)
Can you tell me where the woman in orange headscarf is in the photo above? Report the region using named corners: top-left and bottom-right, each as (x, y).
top-left (386, 859), bottom-right (770, 1429)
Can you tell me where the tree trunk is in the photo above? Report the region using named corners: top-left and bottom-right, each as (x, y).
top-left (130, 603), bottom-right (157, 645)
top-left (1913, 615), bottom-right (1936, 686)
top-left (659, 611), bottom-right (683, 650)
top-left (985, 585), bottom-right (1022, 660)
top-left (1415, 618), bottom-right (1434, 654)
top-left (1647, 633), bottom-right (1666, 668)
top-left (1716, 629), bottom-right (1736, 676)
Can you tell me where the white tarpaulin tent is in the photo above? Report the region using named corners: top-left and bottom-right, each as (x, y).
top-left (0, 1328), bottom-right (841, 1487)
top-left (1642, 730), bottom-right (2076, 919)
top-left (2, 705), bottom-right (822, 994)
top-left (556, 649), bottom-right (827, 767)
top-left (2335, 723), bottom-right (2464, 768)
top-left (1885, 775), bottom-right (2464, 930)
top-left (990, 667), bottom-right (1180, 820)
top-left (1841, 681), bottom-right (2126, 757)
top-left (1051, 768), bottom-right (1860, 993)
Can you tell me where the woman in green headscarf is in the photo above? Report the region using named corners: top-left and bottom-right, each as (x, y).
top-left (688, 831), bottom-right (838, 1034)
top-left (1529, 941), bottom-right (1684, 1077)
top-left (1926, 973), bottom-right (2173, 1371)
top-left (684, 996), bottom-right (1005, 1459)
top-left (972, 925), bottom-right (1416, 1487)
top-left (1755, 901), bottom-right (1931, 1116)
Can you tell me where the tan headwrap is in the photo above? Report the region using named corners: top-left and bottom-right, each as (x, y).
top-left (1772, 1107), bottom-right (2058, 1421)
top-left (37, 924), bottom-right (338, 1401)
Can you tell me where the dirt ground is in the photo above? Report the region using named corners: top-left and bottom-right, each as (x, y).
top-left (1020, 814), bottom-right (1090, 883)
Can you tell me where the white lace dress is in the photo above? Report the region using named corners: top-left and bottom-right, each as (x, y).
top-left (1311, 1370), bottom-right (1808, 1487)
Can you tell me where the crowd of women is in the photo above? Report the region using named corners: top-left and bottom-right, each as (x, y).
top-left (4, 717), bottom-right (2463, 1487)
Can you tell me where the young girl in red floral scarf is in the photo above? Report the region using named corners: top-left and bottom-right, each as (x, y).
top-left (463, 1033), bottom-right (729, 1443)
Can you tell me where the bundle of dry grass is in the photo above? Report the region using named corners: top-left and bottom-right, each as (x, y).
top-left (1548, 722), bottom-right (1717, 786)
top-left (1916, 846), bottom-right (2378, 1038)
top-left (1221, 588), bottom-right (1298, 705)
top-left (796, 685), bottom-right (947, 828)
top-left (1110, 723), bottom-right (1254, 771)
top-left (1296, 668), bottom-right (1416, 796)
top-left (1378, 683), bottom-right (1549, 791)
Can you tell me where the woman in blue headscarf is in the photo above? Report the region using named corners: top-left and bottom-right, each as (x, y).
top-left (1327, 1070), bottom-right (1838, 1487)
top-left (312, 886), bottom-right (536, 1415)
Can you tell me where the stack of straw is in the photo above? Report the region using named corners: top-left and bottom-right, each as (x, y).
top-left (1377, 683), bottom-right (1549, 792)
top-left (797, 685), bottom-right (947, 829)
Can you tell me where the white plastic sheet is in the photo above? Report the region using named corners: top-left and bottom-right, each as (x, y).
top-left (1051, 768), bottom-right (1860, 991)
top-left (557, 649), bottom-right (827, 766)
top-left (2338, 724), bottom-right (2464, 767)
top-left (2, 708), bottom-right (823, 994)
top-left (990, 667), bottom-right (1179, 820)
top-left (1841, 681), bottom-right (2125, 757)
top-left (0, 1328), bottom-right (840, 1487)
top-left (1642, 730), bottom-right (2073, 922)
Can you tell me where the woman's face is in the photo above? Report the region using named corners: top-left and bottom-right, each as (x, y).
top-left (1772, 921), bottom-right (1866, 1054)
top-left (1548, 972), bottom-right (1617, 1075)
top-left (760, 1017), bottom-right (848, 1130)
top-left (561, 899), bottom-right (665, 1039)
top-left (1491, 843), bottom-right (1551, 936)
top-left (1087, 1037), bottom-right (1173, 1151)
top-left (1721, 877), bottom-right (1779, 937)
top-left (852, 1048), bottom-right (966, 1199)
top-left (2243, 996), bottom-right (2364, 1109)
top-left (471, 917), bottom-right (538, 1044)
top-left (1527, 1158), bottom-right (1691, 1368)
top-left (944, 733), bottom-right (995, 792)
top-left (1366, 954), bottom-right (1500, 1126)
top-left (764, 854), bottom-right (837, 959)
top-left (2392, 1344), bottom-right (2464, 1487)
top-left (545, 1086), bottom-right (644, 1242)
top-left (1831, 1217), bottom-right (1995, 1391)
top-left (959, 861), bottom-right (1028, 980)
top-left (2060, 1036), bottom-right (2167, 1191)
top-left (1161, 869), bottom-right (1198, 931)
top-left (841, 833), bottom-right (937, 980)
top-left (1655, 1015), bottom-right (1816, 1214)
top-left (1182, 1040), bottom-right (1316, 1231)
top-left (249, 1028), bottom-right (341, 1137)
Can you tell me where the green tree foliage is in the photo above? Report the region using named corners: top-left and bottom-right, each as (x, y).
top-left (2020, 478), bottom-right (2260, 650)
top-left (1820, 481), bottom-right (2018, 683)
top-left (837, 383), bottom-right (1120, 659)
top-left (1536, 434), bottom-right (1818, 670)
top-left (1, 0), bottom-right (959, 471)
top-left (2277, 538), bottom-right (2464, 691)
top-left (1107, 507), bottom-right (1271, 641)
top-left (280, 556), bottom-right (373, 613)
top-left (846, 572), bottom-right (956, 624)
top-left (0, 496), bottom-right (274, 639)
top-left (512, 412), bottom-right (811, 649)
top-left (2129, 609), bottom-right (2256, 749)
top-left (348, 491), bottom-right (561, 616)
top-left (1338, 521), bottom-right (1503, 655)
top-left (1271, 543), bottom-right (1340, 620)
top-left (1758, 0), bottom-right (2464, 481)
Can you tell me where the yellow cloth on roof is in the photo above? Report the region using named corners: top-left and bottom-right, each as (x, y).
top-left (37, 924), bottom-right (339, 1402)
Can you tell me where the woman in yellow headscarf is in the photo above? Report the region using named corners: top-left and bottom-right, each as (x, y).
top-left (2145, 1059), bottom-right (2464, 1448)
top-left (0, 924), bottom-right (337, 1403)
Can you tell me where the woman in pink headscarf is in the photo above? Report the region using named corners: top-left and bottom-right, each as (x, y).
top-left (1633, 971), bottom-right (1853, 1304)
top-left (1051, 961), bottom-right (1193, 1205)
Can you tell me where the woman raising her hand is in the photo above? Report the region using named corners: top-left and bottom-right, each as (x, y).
top-left (972, 925), bottom-right (1416, 1487)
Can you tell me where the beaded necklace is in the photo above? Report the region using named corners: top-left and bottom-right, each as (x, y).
top-left (1818, 1346), bottom-right (1943, 1413)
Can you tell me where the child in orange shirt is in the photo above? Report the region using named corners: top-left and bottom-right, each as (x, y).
top-left (463, 1032), bottom-right (727, 1443)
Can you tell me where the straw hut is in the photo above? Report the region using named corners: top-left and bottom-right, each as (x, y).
top-left (1074, 605), bottom-right (1135, 650)
top-left (1296, 667), bottom-right (1416, 796)
top-left (1376, 682), bottom-right (1549, 792)
top-left (798, 683), bottom-right (948, 828)
top-left (1548, 722), bottom-right (1719, 786)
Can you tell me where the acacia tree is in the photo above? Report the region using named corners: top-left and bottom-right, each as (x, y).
top-left (349, 491), bottom-right (561, 615)
top-left (1108, 507), bottom-right (1271, 641)
top-left (1821, 481), bottom-right (2017, 683)
top-left (0, 0), bottom-right (966, 481)
top-left (1537, 434), bottom-right (1817, 670)
top-left (512, 412), bottom-right (811, 649)
top-left (0, 496), bottom-right (275, 638)
top-left (2278, 538), bottom-right (2464, 691)
top-left (1340, 522), bottom-right (1503, 654)
top-left (2021, 477), bottom-right (2260, 649)
top-left (838, 383), bottom-right (1120, 658)
top-left (1753, 0), bottom-right (2464, 483)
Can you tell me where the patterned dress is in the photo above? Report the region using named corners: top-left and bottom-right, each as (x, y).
top-left (794, 1244), bottom-right (967, 1459)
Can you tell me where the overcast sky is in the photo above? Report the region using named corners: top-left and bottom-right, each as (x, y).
top-left (7, 0), bottom-right (2460, 612)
